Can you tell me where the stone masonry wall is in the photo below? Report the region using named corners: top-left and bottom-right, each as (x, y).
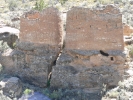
top-left (65, 5), bottom-right (124, 50)
top-left (51, 5), bottom-right (126, 91)
top-left (11, 7), bottom-right (62, 87)
top-left (20, 7), bottom-right (62, 45)
top-left (2, 5), bottom-right (126, 90)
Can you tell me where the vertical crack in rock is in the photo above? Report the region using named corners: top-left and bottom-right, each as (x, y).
top-left (47, 11), bottom-right (66, 87)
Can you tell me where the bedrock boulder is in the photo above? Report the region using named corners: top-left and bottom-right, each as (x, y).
top-left (51, 5), bottom-right (126, 91)
top-left (0, 77), bottom-right (22, 99)
top-left (0, 26), bottom-right (19, 49)
top-left (4, 7), bottom-right (63, 87)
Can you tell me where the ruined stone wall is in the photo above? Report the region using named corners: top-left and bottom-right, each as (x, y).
top-left (20, 7), bottom-right (62, 46)
top-left (65, 6), bottom-right (124, 50)
top-left (3, 5), bottom-right (126, 90)
top-left (11, 7), bottom-right (62, 87)
top-left (51, 5), bottom-right (126, 91)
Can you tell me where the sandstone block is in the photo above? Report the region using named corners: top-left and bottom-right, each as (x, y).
top-left (115, 56), bottom-right (125, 64)
top-left (90, 54), bottom-right (115, 66)
top-left (65, 5), bottom-right (124, 51)
top-left (20, 7), bottom-right (62, 46)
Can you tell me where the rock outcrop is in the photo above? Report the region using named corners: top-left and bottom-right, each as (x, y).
top-left (0, 77), bottom-right (23, 99)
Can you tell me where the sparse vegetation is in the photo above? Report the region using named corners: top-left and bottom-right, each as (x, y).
top-left (0, 64), bottom-right (3, 73)
top-left (34, 0), bottom-right (48, 11)
top-left (128, 45), bottom-right (133, 57)
top-left (46, 79), bottom-right (50, 87)
top-left (0, 41), bottom-right (10, 53)
top-left (23, 89), bottom-right (33, 95)
top-left (12, 42), bottom-right (16, 49)
top-left (8, 0), bottom-right (18, 11)
top-left (59, 0), bottom-right (68, 5)
top-left (43, 88), bottom-right (63, 99)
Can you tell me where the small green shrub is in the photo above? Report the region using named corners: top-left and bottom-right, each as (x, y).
top-left (34, 0), bottom-right (48, 11)
top-left (43, 88), bottom-right (63, 99)
top-left (0, 41), bottom-right (10, 53)
top-left (23, 89), bottom-right (33, 95)
top-left (50, 90), bottom-right (60, 99)
top-left (12, 42), bottom-right (16, 48)
top-left (59, 0), bottom-right (68, 5)
top-left (46, 79), bottom-right (50, 87)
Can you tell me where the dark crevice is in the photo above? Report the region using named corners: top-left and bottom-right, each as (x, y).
top-left (47, 51), bottom-right (61, 87)
top-left (47, 40), bottom-right (65, 87)
top-left (47, 13), bottom-right (65, 87)
top-left (107, 85), bottom-right (116, 89)
top-left (100, 50), bottom-right (109, 56)
top-left (110, 57), bottom-right (114, 61)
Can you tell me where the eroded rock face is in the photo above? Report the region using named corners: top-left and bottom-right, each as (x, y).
top-left (51, 5), bottom-right (125, 91)
top-left (10, 7), bottom-right (62, 87)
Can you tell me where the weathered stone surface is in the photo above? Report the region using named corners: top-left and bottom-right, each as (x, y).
top-left (123, 24), bottom-right (133, 36)
top-left (9, 7), bottom-right (62, 87)
top-left (51, 5), bottom-right (125, 90)
top-left (90, 54), bottom-right (114, 66)
top-left (65, 5), bottom-right (124, 51)
top-left (20, 7), bottom-right (62, 46)
top-left (0, 77), bottom-right (23, 98)
top-left (51, 50), bottom-right (125, 90)
top-left (0, 49), bottom-right (14, 73)
top-left (12, 43), bottom-right (60, 87)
